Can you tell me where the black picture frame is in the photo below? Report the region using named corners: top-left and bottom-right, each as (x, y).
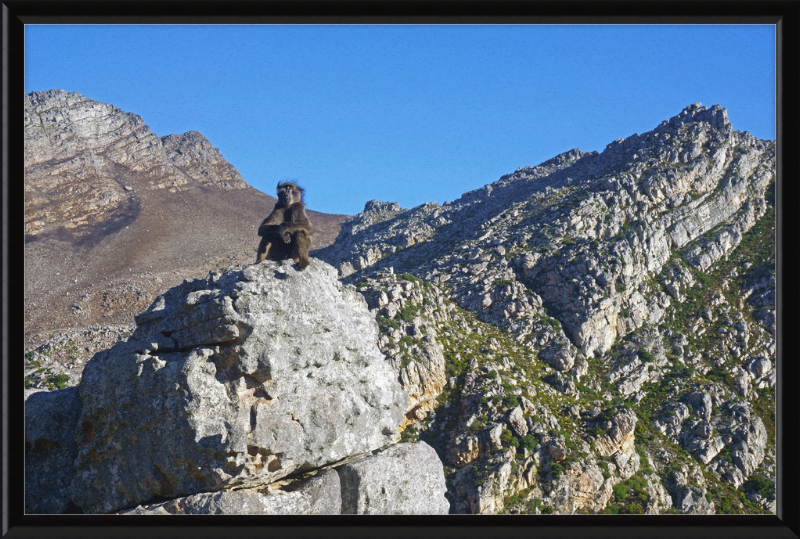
top-left (3, 1), bottom-right (798, 538)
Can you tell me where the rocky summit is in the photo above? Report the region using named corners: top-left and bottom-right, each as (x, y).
top-left (25, 100), bottom-right (776, 515)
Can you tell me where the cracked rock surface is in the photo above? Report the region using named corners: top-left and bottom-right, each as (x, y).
top-left (28, 259), bottom-right (410, 514)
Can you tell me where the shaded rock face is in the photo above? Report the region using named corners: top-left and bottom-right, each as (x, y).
top-left (28, 259), bottom-right (409, 514)
top-left (24, 387), bottom-right (82, 514)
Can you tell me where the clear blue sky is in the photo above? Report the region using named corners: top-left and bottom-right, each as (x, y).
top-left (25, 25), bottom-right (775, 216)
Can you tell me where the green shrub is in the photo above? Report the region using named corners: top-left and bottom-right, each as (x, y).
top-left (506, 395), bottom-right (520, 408)
top-left (744, 475), bottom-right (774, 499)
top-left (627, 502), bottom-right (644, 514)
top-left (598, 460), bottom-right (610, 479)
top-left (541, 505), bottom-right (554, 514)
top-left (469, 421), bottom-right (486, 433)
top-left (398, 304), bottom-right (422, 322)
top-left (376, 315), bottom-right (399, 331)
top-left (522, 435), bottom-right (538, 452)
top-left (400, 335), bottom-right (415, 347)
top-left (613, 483), bottom-right (628, 502)
top-left (528, 498), bottom-right (543, 512)
top-left (48, 374), bottom-right (71, 389)
top-left (550, 463), bottom-right (563, 480)
top-left (500, 429), bottom-right (514, 445)
top-left (637, 347), bottom-right (655, 363)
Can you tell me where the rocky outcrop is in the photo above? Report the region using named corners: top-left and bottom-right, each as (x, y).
top-left (160, 130), bottom-right (246, 190)
top-left (359, 271), bottom-right (449, 425)
top-left (590, 409), bottom-right (639, 479)
top-left (24, 259), bottom-right (454, 515)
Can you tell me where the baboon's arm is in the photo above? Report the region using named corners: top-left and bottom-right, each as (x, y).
top-left (280, 221), bottom-right (312, 235)
top-left (257, 208), bottom-right (285, 236)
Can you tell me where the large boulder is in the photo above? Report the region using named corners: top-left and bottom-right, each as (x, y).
top-left (43, 259), bottom-right (408, 513)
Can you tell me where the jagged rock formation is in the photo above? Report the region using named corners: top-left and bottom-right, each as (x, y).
top-left (26, 259), bottom-right (449, 515)
top-left (318, 103), bottom-right (772, 358)
top-left (315, 103), bottom-right (775, 515)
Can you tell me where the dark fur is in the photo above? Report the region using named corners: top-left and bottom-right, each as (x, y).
top-left (255, 182), bottom-right (312, 269)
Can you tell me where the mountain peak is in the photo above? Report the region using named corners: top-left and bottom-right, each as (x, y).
top-left (665, 102), bottom-right (731, 132)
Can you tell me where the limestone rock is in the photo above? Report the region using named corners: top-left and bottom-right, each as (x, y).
top-left (337, 442), bottom-right (450, 514)
top-left (63, 259), bottom-right (407, 513)
top-left (119, 468), bottom-right (342, 515)
top-left (506, 406), bottom-right (528, 438)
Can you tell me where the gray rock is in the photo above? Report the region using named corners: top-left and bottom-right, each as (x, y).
top-left (119, 468), bottom-right (342, 515)
top-left (538, 338), bottom-right (576, 371)
top-left (66, 259), bottom-right (407, 513)
top-left (506, 406), bottom-right (528, 437)
top-left (543, 372), bottom-right (577, 395)
top-left (337, 442), bottom-right (450, 514)
top-left (546, 438), bottom-right (567, 463)
top-left (683, 391), bottom-right (713, 421)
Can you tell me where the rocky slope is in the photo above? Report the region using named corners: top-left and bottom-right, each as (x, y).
top-left (26, 260), bottom-right (449, 514)
top-left (24, 101), bottom-right (776, 515)
top-left (315, 103), bottom-right (776, 515)
top-left (24, 89), bottom-right (347, 384)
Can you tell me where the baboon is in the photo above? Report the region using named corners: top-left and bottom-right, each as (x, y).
top-left (255, 182), bottom-right (312, 269)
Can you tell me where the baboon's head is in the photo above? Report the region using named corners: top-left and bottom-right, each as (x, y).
top-left (277, 182), bottom-right (304, 206)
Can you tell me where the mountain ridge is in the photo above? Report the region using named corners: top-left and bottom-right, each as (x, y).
top-left (24, 96), bottom-right (776, 515)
